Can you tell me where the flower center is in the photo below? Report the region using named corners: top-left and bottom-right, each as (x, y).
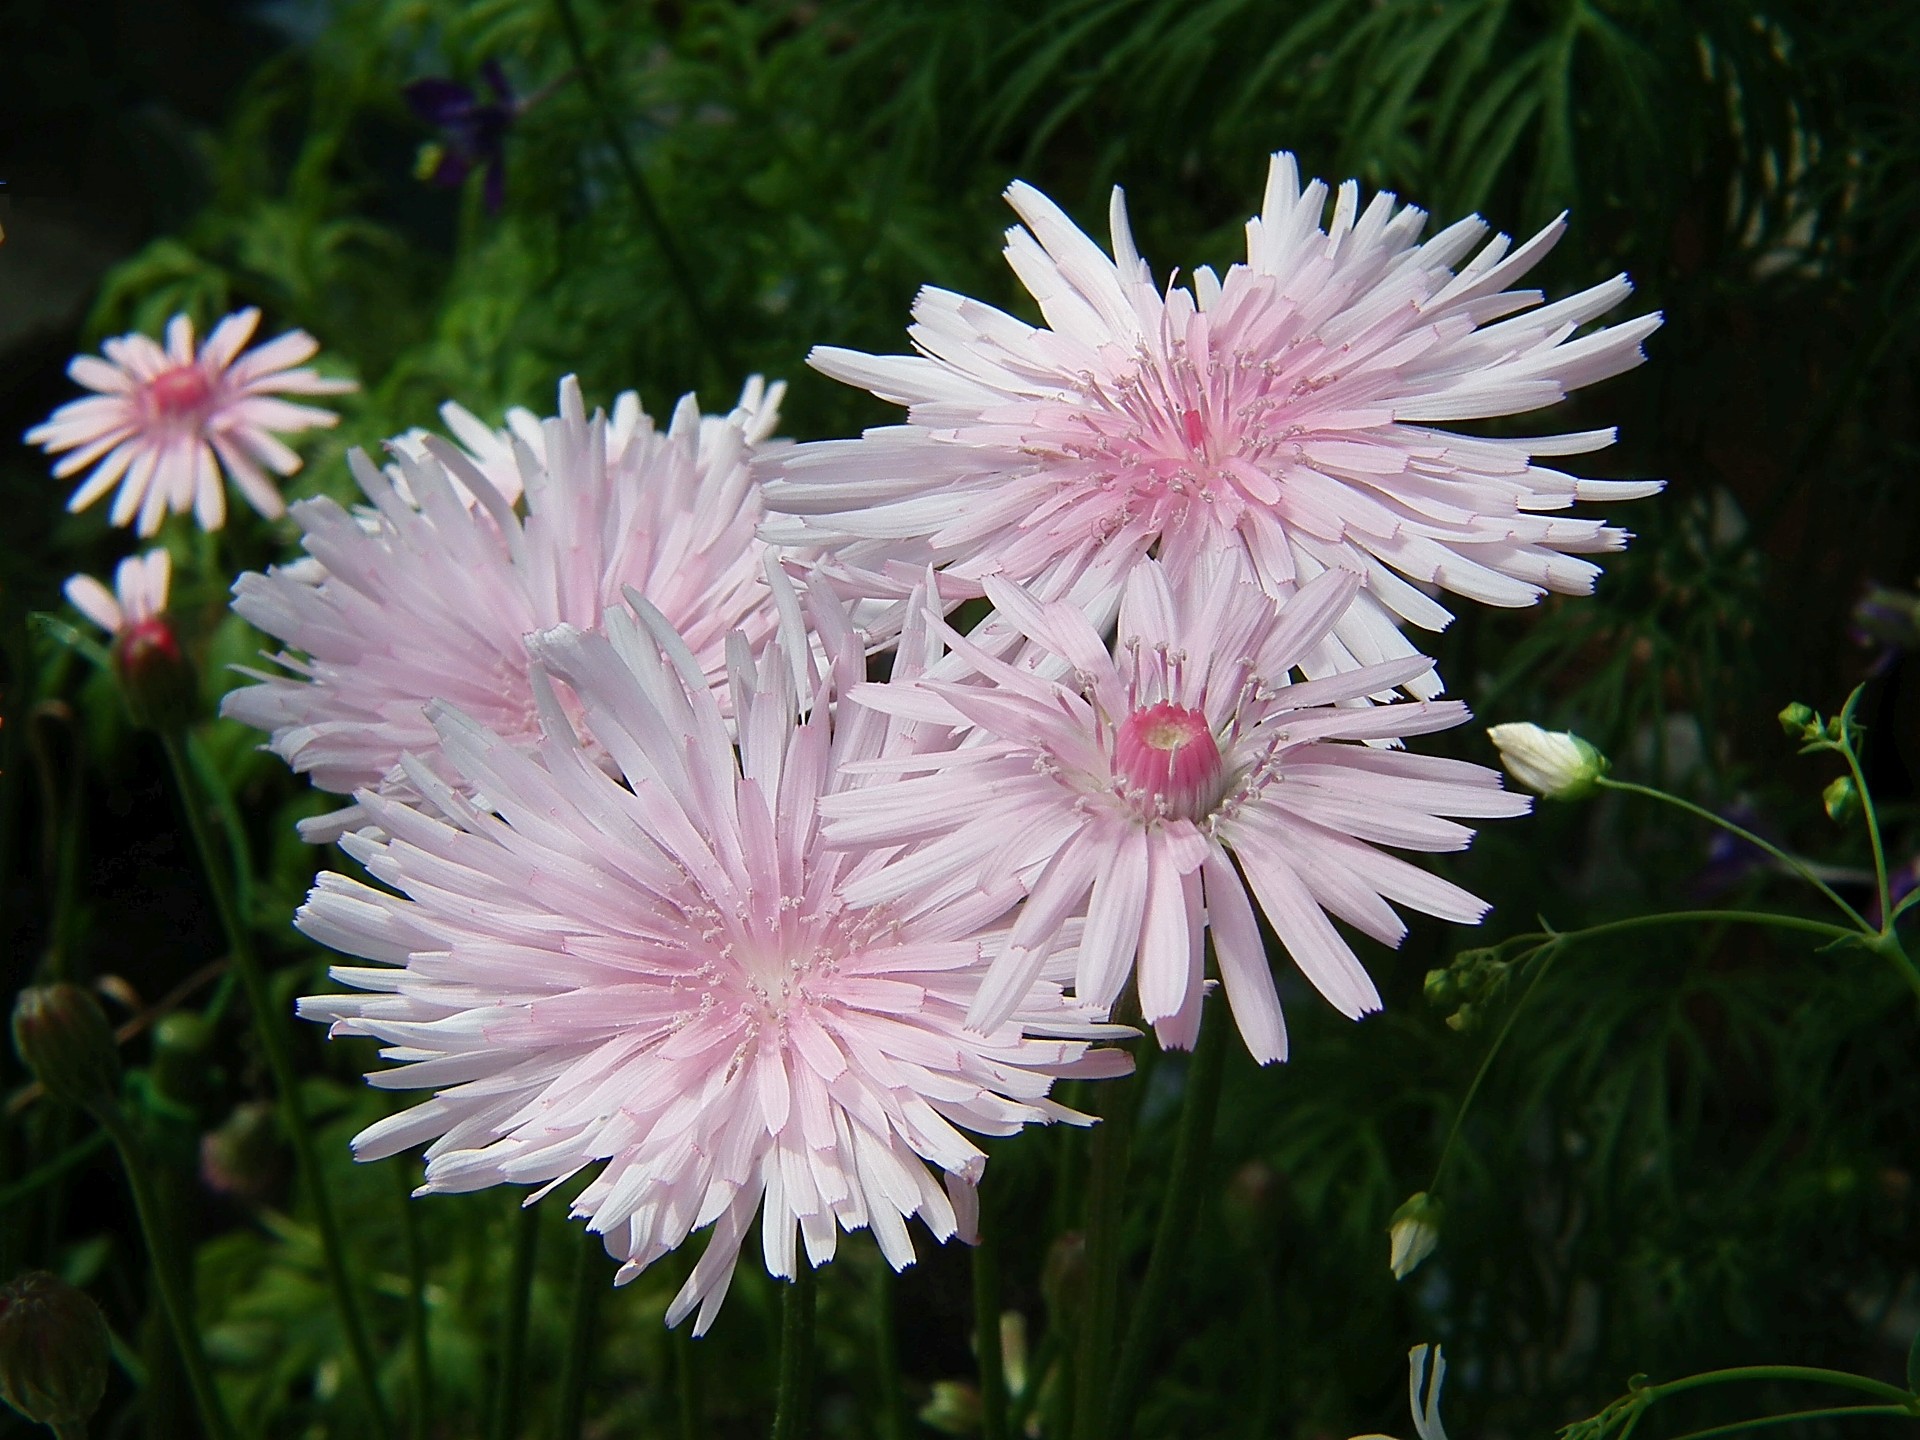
top-left (144, 365), bottom-right (213, 423)
top-left (1113, 702), bottom-right (1223, 819)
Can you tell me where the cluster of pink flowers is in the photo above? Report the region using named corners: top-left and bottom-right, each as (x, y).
top-left (34, 152), bottom-right (1658, 1324)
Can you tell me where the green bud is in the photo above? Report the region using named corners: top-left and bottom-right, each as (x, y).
top-left (0, 1271), bottom-right (110, 1428)
top-left (1778, 702), bottom-right (1818, 739)
top-left (413, 141), bottom-right (446, 182)
top-left (1823, 775), bottom-right (1860, 823)
top-left (11, 985), bottom-right (121, 1112)
top-left (1423, 968), bottom-right (1459, 1010)
top-left (1486, 722), bottom-right (1609, 801)
top-left (1387, 1192), bottom-right (1443, 1281)
top-left (149, 1011), bottom-right (214, 1106)
top-left (113, 617), bottom-right (196, 732)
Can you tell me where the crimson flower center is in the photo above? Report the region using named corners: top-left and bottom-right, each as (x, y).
top-left (144, 365), bottom-right (214, 423)
top-left (1113, 702), bottom-right (1223, 820)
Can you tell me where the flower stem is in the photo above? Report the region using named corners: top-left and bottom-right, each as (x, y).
top-left (489, 1200), bottom-right (540, 1440)
top-left (93, 1104), bottom-right (236, 1440)
top-left (1595, 776), bottom-right (1872, 931)
top-left (555, 1227), bottom-right (604, 1440)
top-left (551, 0), bottom-right (736, 388)
top-left (674, 1324), bottom-right (703, 1440)
top-left (158, 731), bottom-right (392, 1439)
top-left (1640, 1364), bottom-right (1916, 1406)
top-left (872, 1261), bottom-right (907, 1440)
top-left (1071, 1067), bottom-right (1139, 1440)
top-left (771, 1263), bottom-right (818, 1440)
top-left (974, 1208), bottom-right (1009, 1440)
top-left (1110, 999), bottom-right (1228, 1439)
top-left (1659, 1404), bottom-right (1916, 1440)
top-left (394, 1163), bottom-right (433, 1440)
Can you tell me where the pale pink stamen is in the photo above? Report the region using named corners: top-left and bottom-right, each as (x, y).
top-left (1114, 701), bottom-right (1222, 819)
top-left (144, 365), bottom-right (214, 423)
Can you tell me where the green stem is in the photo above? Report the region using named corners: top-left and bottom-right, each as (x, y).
top-left (158, 732), bottom-right (393, 1439)
top-left (1640, 1365), bottom-right (1916, 1406)
top-left (1429, 939), bottom-right (1565, 1196)
top-left (395, 1163), bottom-right (433, 1440)
top-left (1110, 1000), bottom-right (1228, 1439)
top-left (872, 1261), bottom-right (907, 1440)
top-left (489, 1201), bottom-right (541, 1440)
top-left (974, 1210), bottom-right (1009, 1440)
top-left (555, 1228), bottom-right (604, 1440)
top-left (1658, 1404), bottom-right (1916, 1440)
top-left (1071, 1068), bottom-right (1138, 1440)
top-left (674, 1324), bottom-right (703, 1440)
top-left (94, 1105), bottom-right (237, 1440)
top-left (770, 1264), bottom-right (818, 1440)
top-left (551, 0), bottom-right (735, 388)
top-left (1596, 777), bottom-right (1872, 932)
top-left (1838, 741), bottom-right (1892, 933)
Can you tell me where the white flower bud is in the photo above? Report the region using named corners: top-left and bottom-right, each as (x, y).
top-left (1387, 1191), bottom-right (1442, 1280)
top-left (1486, 723), bottom-right (1608, 801)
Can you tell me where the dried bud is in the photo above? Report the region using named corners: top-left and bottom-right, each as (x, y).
top-left (918, 1380), bottom-right (982, 1435)
top-left (113, 616), bottom-right (196, 732)
top-left (201, 1101), bottom-right (286, 1204)
top-left (11, 984), bottom-right (121, 1112)
top-left (1822, 775), bottom-right (1860, 824)
top-left (1040, 1230), bottom-right (1087, 1324)
top-left (1487, 723), bottom-right (1608, 801)
top-left (0, 1271), bottom-right (110, 1428)
top-left (1388, 1191), bottom-right (1442, 1281)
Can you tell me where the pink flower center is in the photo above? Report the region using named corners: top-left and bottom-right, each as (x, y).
top-left (1113, 702), bottom-right (1223, 819)
top-left (143, 365), bottom-right (213, 424)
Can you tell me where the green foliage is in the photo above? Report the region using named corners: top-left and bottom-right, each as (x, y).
top-left (4, 0), bottom-right (1920, 1437)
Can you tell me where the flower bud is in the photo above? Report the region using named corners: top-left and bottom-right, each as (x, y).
top-left (0, 1271), bottom-right (110, 1428)
top-left (1387, 1191), bottom-right (1442, 1281)
top-left (1486, 723), bottom-right (1608, 801)
top-left (11, 984), bottom-right (121, 1112)
top-left (113, 616), bottom-right (196, 732)
top-left (1778, 702), bottom-right (1818, 740)
top-left (1823, 775), bottom-right (1860, 824)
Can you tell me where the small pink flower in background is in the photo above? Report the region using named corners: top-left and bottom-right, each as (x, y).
top-left (27, 309), bottom-right (356, 535)
top-left (824, 555), bottom-right (1529, 1062)
top-left (64, 549), bottom-right (172, 639)
top-left (761, 152), bottom-right (1661, 689)
top-left (222, 376), bottom-right (787, 841)
top-left (295, 585), bottom-right (1127, 1332)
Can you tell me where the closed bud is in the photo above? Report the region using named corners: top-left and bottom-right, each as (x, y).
top-left (1778, 702), bottom-right (1818, 739)
top-left (1823, 775), bottom-right (1860, 824)
top-left (918, 1379), bottom-right (982, 1435)
top-left (1486, 723), bottom-right (1607, 801)
top-left (0, 1271), bottom-right (110, 1429)
top-left (1422, 968), bottom-right (1459, 1010)
top-left (113, 617), bottom-right (196, 732)
top-left (11, 985), bottom-right (121, 1112)
top-left (1388, 1191), bottom-right (1442, 1281)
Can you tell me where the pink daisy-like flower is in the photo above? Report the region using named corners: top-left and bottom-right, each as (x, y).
top-left (295, 586), bottom-right (1127, 1332)
top-left (64, 549), bottom-right (172, 640)
top-left (222, 375), bottom-right (784, 841)
top-left (761, 152), bottom-right (1662, 688)
top-left (27, 308), bottom-right (355, 535)
top-left (822, 556), bottom-right (1529, 1062)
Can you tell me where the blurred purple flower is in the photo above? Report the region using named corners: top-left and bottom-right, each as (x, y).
top-left (1869, 855), bottom-right (1920, 931)
top-left (1850, 581), bottom-right (1920, 678)
top-left (405, 60), bottom-right (516, 214)
top-left (1692, 800), bottom-right (1777, 900)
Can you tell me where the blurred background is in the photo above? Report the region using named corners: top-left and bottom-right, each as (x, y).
top-left (3, 1), bottom-right (1918, 1436)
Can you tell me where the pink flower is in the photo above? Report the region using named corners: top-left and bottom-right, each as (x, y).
top-left (222, 376), bottom-right (785, 841)
top-left (823, 557), bottom-right (1529, 1062)
top-left (27, 309), bottom-right (355, 535)
top-left (761, 153), bottom-right (1661, 688)
top-left (63, 550), bottom-right (172, 639)
top-left (295, 586), bottom-right (1127, 1332)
